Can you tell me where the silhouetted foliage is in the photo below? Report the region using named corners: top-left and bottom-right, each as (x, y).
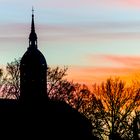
top-left (64, 79), bottom-right (140, 139)
top-left (2, 58), bottom-right (20, 99)
top-left (90, 78), bottom-right (140, 139)
top-left (57, 83), bottom-right (105, 139)
top-left (47, 66), bottom-right (75, 101)
top-left (0, 69), bottom-right (3, 88)
top-left (0, 69), bottom-right (5, 93)
top-left (131, 111), bottom-right (140, 140)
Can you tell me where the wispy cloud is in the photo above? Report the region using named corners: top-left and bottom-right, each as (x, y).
top-left (35, 0), bottom-right (140, 9)
top-left (67, 65), bottom-right (140, 85)
top-left (86, 54), bottom-right (140, 68)
top-left (1, 12), bottom-right (140, 41)
top-left (38, 22), bottom-right (140, 42)
top-left (100, 55), bottom-right (140, 68)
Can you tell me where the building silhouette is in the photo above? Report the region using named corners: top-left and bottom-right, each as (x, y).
top-left (20, 9), bottom-right (47, 102)
top-left (0, 10), bottom-right (97, 139)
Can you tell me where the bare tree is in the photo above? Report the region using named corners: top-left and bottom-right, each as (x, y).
top-left (131, 111), bottom-right (140, 140)
top-left (0, 69), bottom-right (3, 89)
top-left (61, 83), bottom-right (105, 139)
top-left (2, 58), bottom-right (20, 99)
top-left (1, 59), bottom-right (75, 101)
top-left (0, 69), bottom-right (7, 96)
top-left (90, 78), bottom-right (140, 140)
top-left (47, 66), bottom-right (75, 101)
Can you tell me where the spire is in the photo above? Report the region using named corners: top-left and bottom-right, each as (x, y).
top-left (29, 7), bottom-right (37, 49)
top-left (31, 7), bottom-right (35, 32)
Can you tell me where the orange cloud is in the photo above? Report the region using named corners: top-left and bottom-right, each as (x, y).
top-left (100, 55), bottom-right (140, 68)
top-left (67, 65), bottom-right (140, 86)
top-left (68, 66), bottom-right (130, 84)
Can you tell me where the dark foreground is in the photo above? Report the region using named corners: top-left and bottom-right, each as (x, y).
top-left (0, 98), bottom-right (99, 139)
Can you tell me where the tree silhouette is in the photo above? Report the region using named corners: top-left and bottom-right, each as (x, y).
top-left (0, 69), bottom-right (5, 96)
top-left (2, 58), bottom-right (20, 99)
top-left (47, 66), bottom-right (75, 101)
top-left (61, 79), bottom-right (139, 139)
top-left (56, 83), bottom-right (104, 139)
top-left (1, 58), bottom-right (75, 101)
top-left (131, 111), bottom-right (140, 140)
top-left (90, 78), bottom-right (140, 139)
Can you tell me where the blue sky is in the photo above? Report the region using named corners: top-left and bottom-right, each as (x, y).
top-left (1, 0), bottom-right (140, 84)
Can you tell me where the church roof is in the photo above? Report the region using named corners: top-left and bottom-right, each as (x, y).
top-left (21, 48), bottom-right (47, 66)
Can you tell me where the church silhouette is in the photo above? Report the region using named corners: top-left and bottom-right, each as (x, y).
top-left (20, 10), bottom-right (47, 102)
top-left (0, 10), bottom-right (97, 139)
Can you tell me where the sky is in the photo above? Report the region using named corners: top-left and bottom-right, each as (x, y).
top-left (1, 0), bottom-right (140, 85)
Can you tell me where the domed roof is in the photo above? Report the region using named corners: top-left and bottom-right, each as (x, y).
top-left (21, 47), bottom-right (47, 67)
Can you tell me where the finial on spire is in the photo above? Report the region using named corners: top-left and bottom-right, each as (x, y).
top-left (32, 6), bottom-right (34, 15)
top-left (29, 7), bottom-right (37, 48)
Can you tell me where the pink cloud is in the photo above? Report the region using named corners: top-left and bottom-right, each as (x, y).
top-left (86, 54), bottom-right (140, 68)
top-left (36, 0), bottom-right (140, 9)
top-left (113, 0), bottom-right (140, 9)
top-left (93, 0), bottom-right (140, 9)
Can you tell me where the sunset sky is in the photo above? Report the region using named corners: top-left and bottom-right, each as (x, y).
top-left (1, 0), bottom-right (140, 85)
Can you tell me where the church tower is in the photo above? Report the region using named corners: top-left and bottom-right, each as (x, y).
top-left (20, 9), bottom-right (47, 102)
